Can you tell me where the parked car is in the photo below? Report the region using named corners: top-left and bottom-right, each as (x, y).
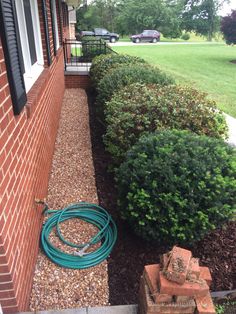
top-left (130, 30), bottom-right (160, 43)
top-left (76, 28), bottom-right (119, 43)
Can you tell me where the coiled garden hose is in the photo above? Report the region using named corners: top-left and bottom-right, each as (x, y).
top-left (40, 202), bottom-right (117, 269)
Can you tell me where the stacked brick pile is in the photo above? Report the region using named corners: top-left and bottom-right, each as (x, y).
top-left (139, 246), bottom-right (216, 314)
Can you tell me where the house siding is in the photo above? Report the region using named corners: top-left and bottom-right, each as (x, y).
top-left (0, 1), bottom-right (67, 312)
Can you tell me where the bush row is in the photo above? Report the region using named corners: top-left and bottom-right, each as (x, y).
top-left (104, 83), bottom-right (227, 166)
top-left (90, 54), bottom-right (147, 88)
top-left (90, 53), bottom-right (235, 245)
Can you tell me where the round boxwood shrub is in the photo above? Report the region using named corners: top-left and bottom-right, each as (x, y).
top-left (96, 64), bottom-right (174, 110)
top-left (117, 130), bottom-right (236, 244)
top-left (90, 54), bottom-right (147, 88)
top-left (103, 83), bottom-right (228, 167)
top-left (181, 33), bottom-right (190, 40)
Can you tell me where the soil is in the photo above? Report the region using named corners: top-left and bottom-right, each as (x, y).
top-left (230, 60), bottom-right (236, 64)
top-left (88, 90), bottom-right (236, 306)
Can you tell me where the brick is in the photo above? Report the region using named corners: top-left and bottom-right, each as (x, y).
top-left (199, 267), bottom-right (212, 287)
top-left (195, 291), bottom-right (216, 313)
top-left (175, 295), bottom-right (195, 303)
top-left (139, 277), bottom-right (196, 314)
top-left (188, 258), bottom-right (200, 280)
top-left (1, 305), bottom-right (19, 314)
top-left (143, 264), bottom-right (173, 304)
top-left (0, 282), bottom-right (14, 291)
top-left (144, 264), bottom-right (160, 294)
top-left (159, 271), bottom-right (209, 297)
top-left (160, 253), bottom-right (170, 270)
top-left (153, 292), bottom-right (173, 304)
top-left (0, 297), bottom-right (17, 307)
top-left (0, 289), bottom-right (15, 299)
top-left (0, 32), bottom-right (65, 312)
top-left (165, 246), bottom-right (192, 284)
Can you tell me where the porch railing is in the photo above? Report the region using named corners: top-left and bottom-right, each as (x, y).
top-left (63, 38), bottom-right (117, 72)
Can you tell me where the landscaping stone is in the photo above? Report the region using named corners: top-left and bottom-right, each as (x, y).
top-left (29, 89), bottom-right (109, 310)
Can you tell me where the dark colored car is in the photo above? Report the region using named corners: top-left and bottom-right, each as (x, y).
top-left (130, 30), bottom-right (160, 43)
top-left (77, 28), bottom-right (119, 43)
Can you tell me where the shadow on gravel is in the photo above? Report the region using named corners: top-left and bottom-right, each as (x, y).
top-left (87, 89), bottom-right (236, 305)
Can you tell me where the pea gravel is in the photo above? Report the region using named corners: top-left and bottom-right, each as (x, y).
top-left (29, 89), bottom-right (109, 311)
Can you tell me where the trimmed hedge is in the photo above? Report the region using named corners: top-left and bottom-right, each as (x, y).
top-left (96, 65), bottom-right (174, 110)
top-left (90, 54), bottom-right (147, 88)
top-left (103, 83), bottom-right (228, 166)
top-left (117, 130), bottom-right (236, 244)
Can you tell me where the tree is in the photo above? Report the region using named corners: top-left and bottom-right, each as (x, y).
top-left (182, 0), bottom-right (228, 41)
top-left (221, 10), bottom-right (236, 45)
top-left (115, 0), bottom-right (183, 37)
top-left (76, 0), bottom-right (119, 32)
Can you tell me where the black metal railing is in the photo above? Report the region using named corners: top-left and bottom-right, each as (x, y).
top-left (63, 38), bottom-right (117, 72)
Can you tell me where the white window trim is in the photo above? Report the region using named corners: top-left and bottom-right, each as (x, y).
top-left (15, 0), bottom-right (44, 93)
top-left (52, 0), bottom-right (60, 50)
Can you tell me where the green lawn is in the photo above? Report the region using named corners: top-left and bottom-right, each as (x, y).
top-left (113, 43), bottom-right (236, 117)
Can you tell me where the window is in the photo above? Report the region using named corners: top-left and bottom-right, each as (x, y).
top-left (15, 0), bottom-right (44, 92)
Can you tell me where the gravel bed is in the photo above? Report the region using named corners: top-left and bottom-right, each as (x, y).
top-left (29, 89), bottom-right (109, 311)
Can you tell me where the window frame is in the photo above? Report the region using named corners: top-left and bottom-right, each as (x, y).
top-left (15, 0), bottom-right (44, 93)
top-left (51, 0), bottom-right (60, 54)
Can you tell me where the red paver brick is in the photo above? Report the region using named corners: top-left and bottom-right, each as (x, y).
top-left (144, 264), bottom-right (173, 303)
top-left (144, 264), bottom-right (160, 294)
top-left (159, 271), bottom-right (209, 297)
top-left (160, 253), bottom-right (170, 270)
top-left (154, 292), bottom-right (173, 304)
top-left (195, 291), bottom-right (216, 313)
top-left (199, 267), bottom-right (212, 287)
top-left (175, 295), bottom-right (195, 303)
top-left (139, 277), bottom-right (196, 314)
top-left (165, 246), bottom-right (192, 284)
top-left (188, 258), bottom-right (200, 280)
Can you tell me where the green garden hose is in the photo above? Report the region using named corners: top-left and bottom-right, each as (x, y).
top-left (40, 202), bottom-right (117, 269)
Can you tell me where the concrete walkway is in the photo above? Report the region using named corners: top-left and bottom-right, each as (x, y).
top-left (225, 114), bottom-right (236, 147)
top-left (23, 305), bottom-right (138, 314)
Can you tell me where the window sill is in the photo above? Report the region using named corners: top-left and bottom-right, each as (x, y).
top-left (24, 64), bottom-right (44, 93)
top-left (25, 68), bottom-right (49, 119)
top-left (25, 48), bottom-right (63, 119)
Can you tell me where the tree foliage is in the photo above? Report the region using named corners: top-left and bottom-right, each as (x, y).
top-left (76, 0), bottom-right (118, 32)
top-left (182, 0), bottom-right (228, 41)
top-left (76, 0), bottom-right (227, 39)
top-left (77, 0), bottom-right (184, 38)
top-left (221, 10), bottom-right (236, 45)
top-left (114, 0), bottom-right (183, 38)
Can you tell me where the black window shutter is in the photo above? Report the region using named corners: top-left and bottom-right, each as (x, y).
top-left (50, 0), bottom-right (57, 56)
top-left (42, 0), bottom-right (52, 66)
top-left (0, 0), bottom-right (27, 115)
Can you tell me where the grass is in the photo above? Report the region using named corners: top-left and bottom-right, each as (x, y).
top-left (113, 43), bottom-right (236, 117)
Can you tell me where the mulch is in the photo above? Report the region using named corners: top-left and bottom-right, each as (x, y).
top-left (88, 90), bottom-right (236, 306)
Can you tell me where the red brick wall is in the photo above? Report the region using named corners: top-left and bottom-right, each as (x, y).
top-left (0, 0), bottom-right (68, 312)
top-left (65, 74), bottom-right (91, 89)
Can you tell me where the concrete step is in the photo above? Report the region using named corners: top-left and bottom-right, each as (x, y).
top-left (22, 305), bottom-right (138, 314)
